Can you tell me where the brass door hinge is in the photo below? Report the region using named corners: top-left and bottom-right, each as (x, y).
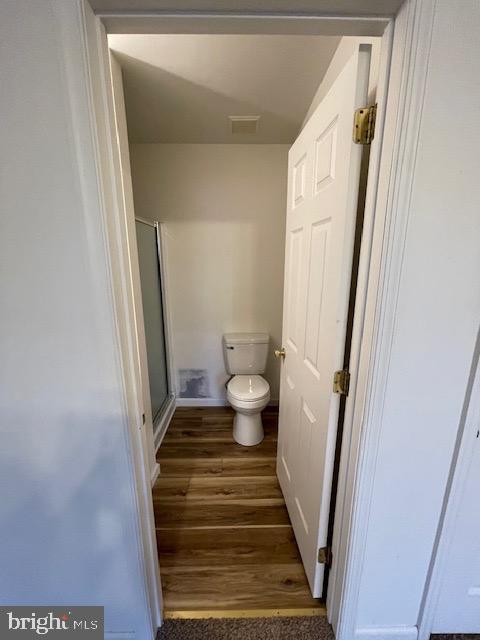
top-left (318, 546), bottom-right (332, 566)
top-left (353, 104), bottom-right (377, 144)
top-left (333, 369), bottom-right (350, 396)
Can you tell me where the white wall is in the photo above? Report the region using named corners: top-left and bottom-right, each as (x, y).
top-left (0, 1), bottom-right (153, 637)
top-left (350, 0), bottom-right (480, 636)
top-left (431, 350), bottom-right (480, 633)
top-left (130, 143), bottom-right (288, 403)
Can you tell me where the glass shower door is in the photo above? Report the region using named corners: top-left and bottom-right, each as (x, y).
top-left (135, 218), bottom-right (169, 427)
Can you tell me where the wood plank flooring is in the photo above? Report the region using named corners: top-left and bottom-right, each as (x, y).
top-left (154, 406), bottom-right (324, 616)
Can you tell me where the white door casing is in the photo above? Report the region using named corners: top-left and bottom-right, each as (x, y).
top-left (277, 46), bottom-right (371, 597)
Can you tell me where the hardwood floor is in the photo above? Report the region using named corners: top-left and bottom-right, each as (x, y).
top-left (154, 406), bottom-right (325, 616)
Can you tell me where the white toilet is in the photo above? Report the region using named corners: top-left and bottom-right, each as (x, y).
top-left (223, 333), bottom-right (270, 446)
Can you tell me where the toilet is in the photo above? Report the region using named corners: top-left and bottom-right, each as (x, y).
top-left (223, 333), bottom-right (270, 446)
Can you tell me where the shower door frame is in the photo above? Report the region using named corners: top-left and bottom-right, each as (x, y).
top-left (135, 216), bottom-right (176, 451)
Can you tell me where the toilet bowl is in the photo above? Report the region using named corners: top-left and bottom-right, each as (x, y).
top-left (227, 374), bottom-right (270, 446)
top-left (223, 332), bottom-right (270, 446)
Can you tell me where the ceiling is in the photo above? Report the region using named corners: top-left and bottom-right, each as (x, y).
top-left (109, 34), bottom-right (341, 143)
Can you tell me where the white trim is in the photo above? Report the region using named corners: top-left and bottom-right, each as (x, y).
top-left (330, 1), bottom-right (437, 639)
top-left (354, 627), bottom-right (418, 640)
top-left (157, 222), bottom-right (177, 401)
top-left (326, 20), bottom-right (394, 629)
top-left (156, 223), bottom-right (176, 409)
top-left (150, 460), bottom-right (160, 487)
top-left (98, 12), bottom-right (390, 37)
top-left (108, 53), bottom-right (159, 486)
top-left (154, 393), bottom-right (176, 450)
top-left (176, 398), bottom-right (229, 407)
top-left (416, 340), bottom-right (480, 640)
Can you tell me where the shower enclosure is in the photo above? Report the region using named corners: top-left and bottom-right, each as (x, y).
top-left (135, 217), bottom-right (173, 446)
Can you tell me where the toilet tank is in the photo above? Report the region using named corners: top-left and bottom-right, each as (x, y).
top-left (223, 333), bottom-right (269, 375)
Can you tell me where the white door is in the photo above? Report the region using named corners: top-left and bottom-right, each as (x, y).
top-left (277, 47), bottom-right (371, 597)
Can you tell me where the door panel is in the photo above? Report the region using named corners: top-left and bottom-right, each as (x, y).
top-left (277, 47), bottom-right (371, 597)
top-left (304, 220), bottom-right (329, 377)
top-left (286, 226), bottom-right (304, 353)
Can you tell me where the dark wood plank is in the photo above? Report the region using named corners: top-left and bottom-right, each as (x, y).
top-left (154, 476), bottom-right (281, 503)
top-left (185, 476), bottom-right (282, 502)
top-left (157, 526), bottom-right (302, 567)
top-left (158, 439), bottom-right (278, 460)
top-left (164, 421), bottom-right (277, 443)
top-left (154, 476), bottom-right (282, 503)
top-left (166, 417), bottom-right (203, 429)
top-left (153, 476), bottom-right (190, 501)
top-left (154, 501), bottom-right (290, 529)
top-left (159, 458), bottom-right (224, 477)
top-left (160, 563), bottom-right (321, 610)
top-left (173, 407), bottom-right (234, 418)
top-left (171, 406), bottom-right (278, 421)
top-left (220, 457), bottom-right (277, 477)
top-left (159, 457), bottom-right (277, 478)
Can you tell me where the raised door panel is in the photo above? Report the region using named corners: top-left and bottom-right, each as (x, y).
top-left (303, 220), bottom-right (330, 380)
top-left (314, 118), bottom-right (338, 193)
top-left (285, 227), bottom-right (304, 354)
top-left (279, 373), bottom-right (298, 485)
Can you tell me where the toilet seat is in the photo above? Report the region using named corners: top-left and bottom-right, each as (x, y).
top-left (227, 375), bottom-right (270, 403)
top-left (226, 394), bottom-right (270, 412)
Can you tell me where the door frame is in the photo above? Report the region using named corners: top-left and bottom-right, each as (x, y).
top-left (109, 52), bottom-right (164, 489)
top-left (135, 216), bottom-right (177, 450)
top-left (73, 1), bottom-right (437, 637)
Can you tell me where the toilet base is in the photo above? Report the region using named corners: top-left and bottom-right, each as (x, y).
top-left (233, 411), bottom-right (264, 446)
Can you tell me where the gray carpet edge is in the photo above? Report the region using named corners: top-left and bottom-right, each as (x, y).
top-left (156, 615), bottom-right (335, 640)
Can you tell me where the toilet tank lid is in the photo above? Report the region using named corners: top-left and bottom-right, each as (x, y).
top-left (223, 332), bottom-right (269, 345)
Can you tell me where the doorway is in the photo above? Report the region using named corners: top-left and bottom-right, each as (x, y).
top-left (108, 30), bottom-right (380, 618)
top-left (78, 1), bottom-right (410, 633)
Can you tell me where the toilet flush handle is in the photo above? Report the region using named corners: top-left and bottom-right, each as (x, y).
top-left (274, 348), bottom-right (286, 360)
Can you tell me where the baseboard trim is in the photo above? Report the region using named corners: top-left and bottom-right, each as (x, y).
top-left (105, 633), bottom-right (135, 639)
top-left (154, 394), bottom-right (176, 451)
top-left (176, 398), bottom-right (229, 407)
top-left (355, 626), bottom-right (418, 640)
top-left (164, 607), bottom-right (326, 619)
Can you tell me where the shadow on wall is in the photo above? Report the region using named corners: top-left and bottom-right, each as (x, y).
top-left (1, 403), bottom-right (147, 632)
top-left (111, 53), bottom-right (300, 144)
